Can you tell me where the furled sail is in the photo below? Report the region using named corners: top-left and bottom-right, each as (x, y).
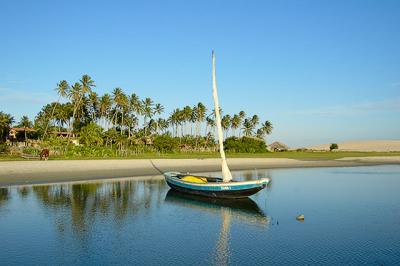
top-left (212, 50), bottom-right (233, 182)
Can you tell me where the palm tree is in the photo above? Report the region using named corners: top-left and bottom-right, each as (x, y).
top-left (206, 116), bottom-right (215, 136)
top-left (242, 118), bottom-right (254, 137)
top-left (182, 106), bottom-right (192, 136)
top-left (18, 116), bottom-right (33, 144)
top-left (112, 88), bottom-right (129, 136)
top-left (169, 109), bottom-right (181, 137)
top-left (221, 114), bottom-right (231, 138)
top-left (88, 91), bottom-right (99, 122)
top-left (0, 112), bottom-right (14, 142)
top-left (259, 120), bottom-right (273, 142)
top-left (55, 103), bottom-right (72, 132)
top-left (154, 103), bottom-right (164, 116)
top-left (157, 118), bottom-right (169, 134)
top-left (251, 115), bottom-right (259, 128)
top-left (256, 128), bottom-right (264, 139)
top-left (142, 98), bottom-right (154, 136)
top-left (44, 80), bottom-right (70, 138)
top-left (124, 114), bottom-right (138, 139)
top-left (231, 114), bottom-right (241, 137)
top-left (80, 74), bottom-right (96, 94)
top-left (130, 93), bottom-right (143, 119)
top-left (153, 103), bottom-right (164, 134)
top-left (239, 111), bottom-right (246, 120)
top-left (195, 102), bottom-right (207, 136)
top-left (68, 82), bottom-right (82, 136)
top-left (99, 94), bottom-right (112, 129)
top-left (73, 75), bottom-right (95, 126)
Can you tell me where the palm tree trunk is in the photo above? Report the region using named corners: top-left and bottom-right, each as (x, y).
top-left (43, 96), bottom-right (61, 139)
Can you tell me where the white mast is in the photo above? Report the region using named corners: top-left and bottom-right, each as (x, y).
top-left (212, 50), bottom-right (233, 182)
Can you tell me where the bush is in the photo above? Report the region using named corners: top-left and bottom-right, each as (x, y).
top-left (153, 135), bottom-right (179, 153)
top-left (79, 122), bottom-right (104, 147)
top-left (0, 143), bottom-right (9, 154)
top-left (330, 143), bottom-right (339, 151)
top-left (224, 136), bottom-right (268, 153)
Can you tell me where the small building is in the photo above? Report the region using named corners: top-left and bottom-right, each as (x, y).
top-left (268, 141), bottom-right (290, 152)
top-left (50, 131), bottom-right (73, 138)
top-left (9, 127), bottom-right (36, 139)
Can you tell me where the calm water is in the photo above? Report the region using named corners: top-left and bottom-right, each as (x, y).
top-left (1, 165), bottom-right (400, 265)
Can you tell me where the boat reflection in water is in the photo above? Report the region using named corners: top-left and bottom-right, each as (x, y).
top-left (165, 189), bottom-right (270, 265)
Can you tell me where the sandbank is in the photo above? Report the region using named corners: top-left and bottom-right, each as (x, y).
top-left (1, 157), bottom-right (400, 187)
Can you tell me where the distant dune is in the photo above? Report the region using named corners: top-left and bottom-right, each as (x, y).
top-left (308, 140), bottom-right (400, 152)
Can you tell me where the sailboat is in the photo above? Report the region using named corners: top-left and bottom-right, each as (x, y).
top-left (163, 51), bottom-right (270, 199)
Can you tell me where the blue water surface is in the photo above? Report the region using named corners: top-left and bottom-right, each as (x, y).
top-left (0, 165), bottom-right (399, 265)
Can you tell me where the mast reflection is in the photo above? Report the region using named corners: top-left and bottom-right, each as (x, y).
top-left (165, 189), bottom-right (270, 266)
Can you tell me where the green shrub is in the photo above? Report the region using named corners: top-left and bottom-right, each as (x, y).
top-left (224, 136), bottom-right (268, 153)
top-left (330, 143), bottom-right (339, 151)
top-left (22, 147), bottom-right (40, 155)
top-left (79, 122), bottom-right (104, 147)
top-left (153, 135), bottom-right (179, 153)
top-left (0, 143), bottom-right (9, 154)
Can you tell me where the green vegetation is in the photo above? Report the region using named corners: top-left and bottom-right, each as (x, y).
top-left (330, 143), bottom-right (339, 151)
top-left (0, 74), bottom-right (273, 159)
top-left (224, 136), bottom-right (267, 153)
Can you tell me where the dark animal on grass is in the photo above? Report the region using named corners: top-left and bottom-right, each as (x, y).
top-left (40, 149), bottom-right (49, 160)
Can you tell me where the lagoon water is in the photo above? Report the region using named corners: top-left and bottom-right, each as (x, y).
top-left (1, 165), bottom-right (400, 265)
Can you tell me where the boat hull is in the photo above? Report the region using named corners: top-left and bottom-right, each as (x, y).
top-left (164, 172), bottom-right (269, 199)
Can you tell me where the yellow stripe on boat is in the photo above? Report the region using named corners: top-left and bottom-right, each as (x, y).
top-left (181, 176), bottom-right (208, 183)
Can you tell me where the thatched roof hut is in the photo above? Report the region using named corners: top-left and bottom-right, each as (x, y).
top-left (268, 141), bottom-right (290, 152)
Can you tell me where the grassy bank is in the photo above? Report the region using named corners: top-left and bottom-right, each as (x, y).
top-left (1, 151), bottom-right (400, 161)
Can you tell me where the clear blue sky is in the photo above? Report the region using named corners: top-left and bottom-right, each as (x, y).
top-left (1, 0), bottom-right (399, 146)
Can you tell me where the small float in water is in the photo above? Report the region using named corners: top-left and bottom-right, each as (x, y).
top-left (164, 51), bottom-right (270, 199)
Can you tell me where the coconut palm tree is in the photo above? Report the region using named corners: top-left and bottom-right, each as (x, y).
top-left (256, 128), bottom-right (264, 139)
top-left (195, 102), bottom-right (207, 136)
top-left (154, 103), bottom-right (164, 116)
top-left (157, 118), bottom-right (169, 134)
top-left (153, 103), bottom-right (164, 133)
top-left (231, 114), bottom-right (241, 137)
top-left (18, 116), bottom-right (33, 144)
top-left (43, 80), bottom-right (70, 138)
top-left (221, 114), bottom-right (231, 138)
top-left (251, 115), bottom-right (259, 128)
top-left (73, 75), bottom-right (95, 127)
top-left (261, 120), bottom-right (273, 135)
top-left (125, 114), bottom-right (138, 139)
top-left (99, 94), bottom-right (112, 129)
top-left (239, 111), bottom-right (246, 120)
top-left (242, 118), bottom-right (254, 137)
top-left (182, 106), bottom-right (192, 136)
top-left (169, 109), bottom-right (181, 137)
top-left (258, 120), bottom-right (273, 142)
top-left (112, 88), bottom-right (129, 136)
top-left (0, 112), bottom-right (14, 142)
top-left (206, 116), bottom-right (215, 136)
top-left (55, 103), bottom-right (73, 132)
top-left (130, 93), bottom-right (143, 120)
top-left (142, 98), bottom-right (154, 137)
top-left (88, 91), bottom-right (99, 122)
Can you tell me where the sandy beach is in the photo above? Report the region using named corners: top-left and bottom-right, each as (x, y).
top-left (1, 157), bottom-right (400, 187)
top-left (309, 140), bottom-right (400, 152)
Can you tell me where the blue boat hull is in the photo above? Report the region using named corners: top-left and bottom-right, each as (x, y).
top-left (163, 172), bottom-right (270, 199)
top-left (166, 180), bottom-right (266, 198)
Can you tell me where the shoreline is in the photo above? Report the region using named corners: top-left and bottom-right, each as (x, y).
top-left (1, 157), bottom-right (399, 187)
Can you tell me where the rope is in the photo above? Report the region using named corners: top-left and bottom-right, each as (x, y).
top-left (149, 159), bottom-right (164, 175)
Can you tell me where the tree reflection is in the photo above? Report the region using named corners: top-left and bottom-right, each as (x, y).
top-left (0, 187), bottom-right (10, 208)
top-left (29, 178), bottom-right (167, 237)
